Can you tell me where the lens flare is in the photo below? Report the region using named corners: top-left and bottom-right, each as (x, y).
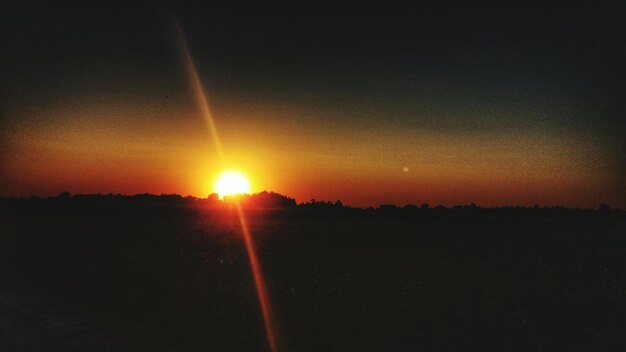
top-left (235, 203), bottom-right (277, 352)
top-left (173, 14), bottom-right (278, 352)
top-left (173, 16), bottom-right (223, 159)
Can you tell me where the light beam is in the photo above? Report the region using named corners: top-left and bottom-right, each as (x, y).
top-left (172, 14), bottom-right (278, 352)
top-left (236, 203), bottom-right (278, 352)
top-left (173, 17), bottom-right (224, 159)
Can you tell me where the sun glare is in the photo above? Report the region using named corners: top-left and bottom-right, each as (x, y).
top-left (214, 171), bottom-right (251, 199)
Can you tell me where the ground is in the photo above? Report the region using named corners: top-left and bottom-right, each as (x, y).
top-left (1, 197), bottom-right (625, 351)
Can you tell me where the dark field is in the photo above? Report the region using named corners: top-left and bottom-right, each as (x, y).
top-left (1, 196), bottom-right (625, 351)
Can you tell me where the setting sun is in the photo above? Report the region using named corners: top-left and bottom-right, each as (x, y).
top-left (214, 171), bottom-right (251, 199)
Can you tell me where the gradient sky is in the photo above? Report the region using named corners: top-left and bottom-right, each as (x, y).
top-left (1, 2), bottom-right (625, 207)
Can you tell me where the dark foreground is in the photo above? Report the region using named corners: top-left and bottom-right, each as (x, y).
top-left (1, 196), bottom-right (625, 351)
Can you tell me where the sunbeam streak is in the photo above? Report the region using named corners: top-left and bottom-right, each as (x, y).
top-left (173, 17), bottom-right (224, 159)
top-left (173, 15), bottom-right (278, 352)
top-left (236, 203), bottom-right (278, 352)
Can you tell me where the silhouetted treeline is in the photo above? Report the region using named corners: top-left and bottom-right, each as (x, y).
top-left (1, 192), bottom-right (623, 220)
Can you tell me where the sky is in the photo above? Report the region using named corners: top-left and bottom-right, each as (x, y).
top-left (1, 2), bottom-right (625, 208)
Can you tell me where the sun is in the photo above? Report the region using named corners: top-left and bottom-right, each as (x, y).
top-left (214, 171), bottom-right (251, 199)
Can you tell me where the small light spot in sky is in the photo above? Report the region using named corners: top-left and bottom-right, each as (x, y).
top-left (403, 166), bottom-right (409, 173)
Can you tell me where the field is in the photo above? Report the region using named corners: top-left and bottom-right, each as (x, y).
top-left (1, 196), bottom-right (625, 351)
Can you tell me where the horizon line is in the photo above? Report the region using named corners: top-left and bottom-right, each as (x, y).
top-left (1, 191), bottom-right (622, 212)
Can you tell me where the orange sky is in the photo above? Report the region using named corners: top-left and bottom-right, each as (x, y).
top-left (1, 96), bottom-right (621, 208)
top-left (2, 4), bottom-right (624, 208)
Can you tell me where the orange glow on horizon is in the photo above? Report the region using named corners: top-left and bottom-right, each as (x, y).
top-left (1, 110), bottom-right (621, 208)
top-left (0, 25), bottom-right (622, 209)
